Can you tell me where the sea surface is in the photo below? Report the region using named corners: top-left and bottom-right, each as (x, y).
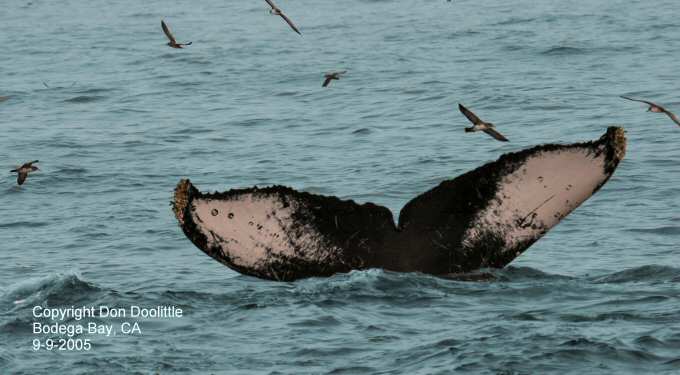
top-left (1, 0), bottom-right (679, 373)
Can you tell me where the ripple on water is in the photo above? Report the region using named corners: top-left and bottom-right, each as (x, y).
top-left (63, 95), bottom-right (107, 103)
top-left (352, 127), bottom-right (371, 135)
top-left (0, 221), bottom-right (49, 229)
top-left (628, 226), bottom-right (680, 236)
top-left (540, 46), bottom-right (588, 56)
top-left (591, 265), bottom-right (680, 283)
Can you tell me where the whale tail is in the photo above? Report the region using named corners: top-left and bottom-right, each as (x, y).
top-left (173, 127), bottom-right (626, 281)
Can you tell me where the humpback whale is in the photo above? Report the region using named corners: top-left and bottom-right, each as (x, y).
top-left (173, 127), bottom-right (626, 281)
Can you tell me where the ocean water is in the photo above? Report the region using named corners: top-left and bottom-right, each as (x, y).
top-left (1, 0), bottom-right (679, 373)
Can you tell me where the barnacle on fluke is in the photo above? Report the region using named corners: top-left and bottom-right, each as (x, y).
top-left (173, 127), bottom-right (626, 281)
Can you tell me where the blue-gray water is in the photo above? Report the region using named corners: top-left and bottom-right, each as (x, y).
top-left (2, 0), bottom-right (679, 373)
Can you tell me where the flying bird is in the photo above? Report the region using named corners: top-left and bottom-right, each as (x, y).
top-left (265, 0), bottom-right (301, 35)
top-left (322, 71), bottom-right (347, 87)
top-left (11, 160), bottom-right (39, 185)
top-left (458, 103), bottom-right (509, 142)
top-left (161, 20), bottom-right (192, 49)
top-left (620, 96), bottom-right (680, 127)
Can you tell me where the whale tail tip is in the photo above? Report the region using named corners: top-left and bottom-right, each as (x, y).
top-left (606, 126), bottom-right (627, 162)
top-left (173, 179), bottom-right (194, 225)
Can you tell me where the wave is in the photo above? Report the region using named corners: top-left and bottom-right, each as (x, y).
top-left (1, 273), bottom-right (101, 312)
top-left (53, 166), bottom-right (88, 175)
top-left (278, 266), bottom-right (577, 306)
top-left (240, 264), bottom-right (678, 294)
top-left (494, 16), bottom-right (538, 26)
top-left (591, 265), bottom-right (680, 284)
top-left (0, 221), bottom-right (49, 229)
top-left (540, 46), bottom-right (587, 56)
top-left (491, 266), bottom-right (574, 282)
top-left (73, 88), bottom-right (114, 95)
top-left (551, 337), bottom-right (663, 362)
top-left (560, 311), bottom-right (654, 323)
top-left (63, 95), bottom-right (106, 103)
top-left (628, 226), bottom-right (680, 235)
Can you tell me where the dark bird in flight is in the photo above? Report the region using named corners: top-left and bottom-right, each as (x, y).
top-left (265, 0), bottom-right (301, 35)
top-left (11, 160), bottom-right (39, 185)
top-left (621, 96), bottom-right (680, 127)
top-left (322, 71), bottom-right (347, 87)
top-left (161, 20), bottom-right (192, 49)
top-left (458, 104), bottom-right (509, 142)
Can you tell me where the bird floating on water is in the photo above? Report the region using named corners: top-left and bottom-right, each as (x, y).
top-left (620, 96), bottom-right (680, 127)
top-left (458, 103), bottom-right (509, 142)
top-left (11, 160), bottom-right (39, 185)
top-left (161, 20), bottom-right (192, 49)
top-left (265, 0), bottom-right (301, 35)
top-left (322, 71), bottom-right (347, 87)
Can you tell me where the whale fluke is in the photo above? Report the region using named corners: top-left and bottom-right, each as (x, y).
top-left (173, 127), bottom-right (626, 281)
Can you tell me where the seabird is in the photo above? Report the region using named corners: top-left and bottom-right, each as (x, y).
top-left (265, 0), bottom-right (301, 35)
top-left (621, 96), bottom-right (680, 127)
top-left (322, 71), bottom-right (347, 87)
top-left (161, 20), bottom-right (192, 49)
top-left (11, 160), bottom-right (39, 185)
top-left (458, 103), bottom-right (509, 142)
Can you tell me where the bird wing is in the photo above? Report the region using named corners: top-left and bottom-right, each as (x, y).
top-left (161, 20), bottom-right (177, 43)
top-left (458, 104), bottom-right (482, 125)
top-left (663, 110), bottom-right (680, 127)
top-left (17, 172), bottom-right (27, 185)
top-left (483, 127), bottom-right (509, 142)
top-left (322, 76), bottom-right (333, 87)
top-left (21, 160), bottom-right (39, 169)
top-left (620, 96), bottom-right (663, 109)
top-left (264, 0), bottom-right (278, 10)
top-left (279, 12), bottom-right (301, 35)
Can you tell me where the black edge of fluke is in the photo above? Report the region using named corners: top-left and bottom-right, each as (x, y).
top-left (173, 127), bottom-right (627, 281)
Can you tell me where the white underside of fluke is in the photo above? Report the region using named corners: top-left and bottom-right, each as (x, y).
top-left (191, 193), bottom-right (340, 270)
top-left (463, 146), bottom-right (608, 252)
